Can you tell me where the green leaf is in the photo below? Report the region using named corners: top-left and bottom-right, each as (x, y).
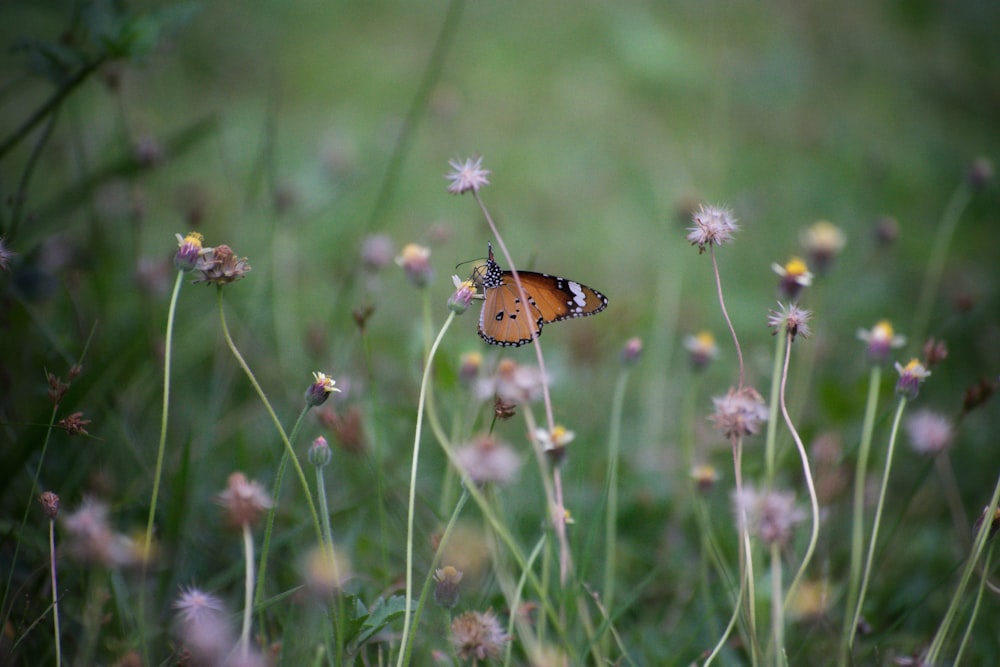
top-left (351, 595), bottom-right (413, 648)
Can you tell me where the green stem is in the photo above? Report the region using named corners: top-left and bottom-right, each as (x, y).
top-left (216, 288), bottom-right (324, 548)
top-left (7, 108), bottom-right (59, 240)
top-left (314, 456), bottom-right (345, 667)
top-left (911, 180), bottom-right (972, 344)
top-left (396, 311), bottom-right (456, 667)
top-left (256, 405), bottom-right (310, 608)
top-left (240, 523), bottom-right (255, 658)
top-left (840, 364), bottom-right (882, 664)
top-left (850, 397), bottom-right (908, 650)
top-left (925, 471), bottom-right (1000, 663)
top-left (770, 542), bottom-right (784, 667)
top-left (400, 489), bottom-right (469, 665)
top-left (365, 0), bottom-right (466, 232)
top-left (952, 542), bottom-right (994, 666)
top-left (779, 334), bottom-right (819, 609)
top-left (145, 271), bottom-right (184, 549)
top-left (763, 330), bottom-right (786, 487)
top-left (0, 57), bottom-right (106, 162)
top-left (601, 367), bottom-right (630, 652)
top-left (49, 518), bottom-right (61, 667)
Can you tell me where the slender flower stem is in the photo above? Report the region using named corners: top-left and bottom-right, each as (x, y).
top-left (48, 516), bottom-right (61, 667)
top-left (216, 289), bottom-right (324, 547)
top-left (779, 333), bottom-right (820, 608)
top-left (396, 311), bottom-right (455, 667)
top-left (849, 397), bottom-right (908, 649)
top-left (256, 405), bottom-right (310, 611)
top-left (925, 471), bottom-right (1000, 664)
top-left (602, 367), bottom-right (630, 652)
top-left (400, 489), bottom-right (469, 665)
top-left (472, 190), bottom-right (572, 587)
top-left (145, 270), bottom-right (184, 552)
top-left (952, 542), bottom-right (994, 666)
top-left (770, 542), bottom-right (784, 667)
top-left (504, 536), bottom-right (547, 667)
top-left (472, 191), bottom-right (556, 431)
top-left (710, 246), bottom-right (744, 389)
top-left (241, 523), bottom-right (255, 658)
top-left (704, 542), bottom-right (749, 666)
top-left (911, 180), bottom-right (972, 344)
top-left (731, 438), bottom-right (759, 664)
top-left (136, 269), bottom-right (185, 663)
top-left (1, 405), bottom-right (57, 628)
top-left (763, 331), bottom-right (786, 487)
top-left (314, 453), bottom-right (345, 667)
top-left (840, 364), bottom-right (882, 664)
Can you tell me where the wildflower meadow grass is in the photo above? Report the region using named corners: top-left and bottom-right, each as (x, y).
top-left (2, 2), bottom-right (999, 665)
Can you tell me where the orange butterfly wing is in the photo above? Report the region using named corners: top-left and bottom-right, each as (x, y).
top-left (476, 246), bottom-right (608, 347)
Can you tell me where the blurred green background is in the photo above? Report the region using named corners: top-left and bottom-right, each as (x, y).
top-left (2, 0), bottom-right (999, 664)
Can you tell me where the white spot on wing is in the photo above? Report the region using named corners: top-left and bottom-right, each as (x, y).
top-left (568, 281), bottom-right (587, 309)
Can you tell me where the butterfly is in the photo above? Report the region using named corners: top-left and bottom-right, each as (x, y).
top-left (473, 242), bottom-right (608, 347)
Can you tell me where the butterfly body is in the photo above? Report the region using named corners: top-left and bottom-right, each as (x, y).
top-left (475, 243), bottom-right (608, 347)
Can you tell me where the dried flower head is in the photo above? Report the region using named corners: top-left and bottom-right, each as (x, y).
top-left (306, 371), bottom-right (341, 407)
top-left (684, 331), bottom-right (719, 371)
top-left (39, 491), bottom-right (60, 520)
top-left (734, 486), bottom-right (806, 546)
top-left (216, 472), bottom-right (273, 528)
top-left (173, 587), bottom-right (233, 665)
top-left (395, 243), bottom-right (433, 287)
top-left (455, 435), bottom-right (521, 486)
top-left (47, 372), bottom-right (69, 405)
top-left (433, 566), bottom-right (464, 608)
top-left (173, 587), bottom-right (226, 625)
top-left (62, 498), bottom-right (136, 567)
top-left (895, 359), bottom-right (931, 399)
top-left (772, 257), bottom-right (814, 301)
top-left (620, 336), bottom-right (643, 366)
top-left (360, 234), bottom-right (396, 271)
top-left (445, 156), bottom-right (491, 195)
top-left (535, 425), bottom-right (576, 466)
top-left (800, 221), bottom-right (846, 274)
top-left (922, 337), bottom-right (948, 369)
top-left (873, 216), bottom-right (900, 248)
top-left (57, 411), bottom-right (91, 436)
top-left (320, 405), bottom-right (367, 455)
top-left (459, 351), bottom-right (483, 384)
top-left (691, 464), bottom-right (720, 492)
top-left (857, 320), bottom-right (906, 364)
top-left (709, 386), bottom-right (768, 441)
top-left (961, 377), bottom-right (997, 415)
top-left (192, 244), bottom-right (252, 285)
top-left (767, 303), bottom-right (812, 340)
top-left (449, 275), bottom-right (477, 314)
top-left (904, 409), bottom-right (953, 455)
top-left (450, 610), bottom-right (510, 661)
top-left (687, 204), bottom-right (738, 253)
top-left (493, 395), bottom-right (517, 420)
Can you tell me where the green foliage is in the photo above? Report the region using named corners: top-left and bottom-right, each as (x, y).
top-left (1, 0), bottom-right (999, 665)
